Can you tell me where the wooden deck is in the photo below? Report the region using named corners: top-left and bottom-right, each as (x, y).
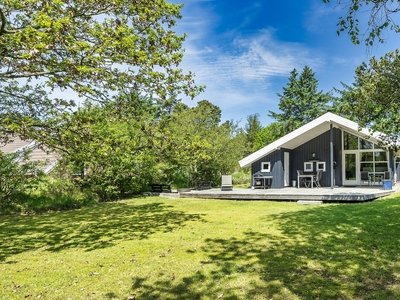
top-left (167, 183), bottom-right (400, 203)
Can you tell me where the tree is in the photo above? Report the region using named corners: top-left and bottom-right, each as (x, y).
top-left (269, 66), bottom-right (331, 135)
top-left (323, 0), bottom-right (400, 46)
top-left (335, 49), bottom-right (400, 150)
top-left (244, 113), bottom-right (262, 153)
top-left (163, 100), bottom-right (246, 186)
top-left (0, 0), bottom-right (203, 146)
top-left (57, 92), bottom-right (165, 200)
top-left (253, 122), bottom-right (285, 151)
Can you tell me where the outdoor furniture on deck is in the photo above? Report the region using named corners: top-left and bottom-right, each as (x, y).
top-left (313, 169), bottom-right (323, 188)
top-left (149, 183), bottom-right (171, 193)
top-left (252, 171), bottom-right (273, 189)
top-left (368, 172), bottom-right (385, 185)
top-left (297, 170), bottom-right (312, 188)
top-left (221, 175), bottom-right (233, 191)
top-left (298, 174), bottom-right (314, 188)
top-left (360, 171), bottom-right (371, 186)
top-left (194, 180), bottom-right (212, 190)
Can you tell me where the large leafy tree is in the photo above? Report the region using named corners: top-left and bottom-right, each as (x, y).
top-left (57, 92), bottom-right (165, 200)
top-left (269, 66), bottom-right (331, 135)
top-left (164, 100), bottom-right (246, 186)
top-left (0, 0), bottom-right (203, 145)
top-left (335, 49), bottom-right (400, 150)
top-left (323, 0), bottom-right (400, 46)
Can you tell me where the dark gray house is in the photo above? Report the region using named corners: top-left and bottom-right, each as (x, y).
top-left (239, 112), bottom-right (398, 189)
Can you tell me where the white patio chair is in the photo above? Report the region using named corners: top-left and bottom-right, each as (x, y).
top-left (221, 175), bottom-right (233, 191)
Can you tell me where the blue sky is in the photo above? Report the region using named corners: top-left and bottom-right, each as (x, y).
top-left (170, 0), bottom-right (400, 126)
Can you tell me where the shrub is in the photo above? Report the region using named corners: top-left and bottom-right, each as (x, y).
top-left (0, 149), bottom-right (43, 209)
top-left (21, 177), bottom-right (97, 214)
top-left (232, 169), bottom-right (251, 187)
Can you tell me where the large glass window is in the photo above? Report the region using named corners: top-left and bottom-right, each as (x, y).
top-left (360, 162), bottom-right (373, 172)
top-left (344, 132), bottom-right (358, 150)
top-left (375, 163), bottom-right (388, 172)
top-left (361, 152), bottom-right (373, 162)
top-left (343, 131), bottom-right (389, 174)
top-left (360, 138), bottom-right (373, 149)
top-left (374, 151), bottom-right (387, 162)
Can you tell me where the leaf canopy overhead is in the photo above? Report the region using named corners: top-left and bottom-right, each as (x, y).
top-left (0, 0), bottom-right (203, 142)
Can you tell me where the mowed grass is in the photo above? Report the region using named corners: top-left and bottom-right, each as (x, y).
top-left (2, 195), bottom-right (400, 300)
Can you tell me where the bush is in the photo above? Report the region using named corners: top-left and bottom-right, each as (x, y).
top-left (232, 169), bottom-right (251, 187)
top-left (0, 176), bottom-right (97, 215)
top-left (0, 149), bottom-right (43, 209)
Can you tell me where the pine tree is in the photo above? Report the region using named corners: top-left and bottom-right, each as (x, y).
top-left (269, 66), bottom-right (331, 134)
top-left (244, 113), bottom-right (262, 153)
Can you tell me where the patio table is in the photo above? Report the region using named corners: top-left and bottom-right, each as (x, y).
top-left (298, 174), bottom-right (315, 188)
top-left (252, 175), bottom-right (273, 189)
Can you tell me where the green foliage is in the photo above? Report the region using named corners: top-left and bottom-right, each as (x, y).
top-left (163, 100), bottom-right (247, 186)
top-left (232, 169), bottom-right (251, 186)
top-left (269, 66), bottom-right (331, 135)
top-left (0, 148), bottom-right (42, 208)
top-left (57, 93), bottom-right (163, 200)
top-left (244, 113), bottom-right (263, 154)
top-left (334, 49), bottom-right (400, 150)
top-left (8, 176), bottom-right (97, 214)
top-left (323, 0), bottom-right (400, 46)
top-left (253, 122), bottom-right (286, 150)
top-left (0, 0), bottom-right (203, 148)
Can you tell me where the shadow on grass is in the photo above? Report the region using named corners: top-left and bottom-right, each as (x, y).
top-left (0, 201), bottom-right (204, 262)
top-left (130, 196), bottom-right (400, 299)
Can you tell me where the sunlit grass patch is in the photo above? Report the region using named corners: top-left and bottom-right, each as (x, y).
top-left (2, 195), bottom-right (400, 299)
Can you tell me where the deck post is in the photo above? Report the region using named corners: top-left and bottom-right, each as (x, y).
top-left (330, 123), bottom-right (334, 189)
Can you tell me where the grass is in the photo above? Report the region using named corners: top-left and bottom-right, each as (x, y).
top-left (2, 194), bottom-right (400, 299)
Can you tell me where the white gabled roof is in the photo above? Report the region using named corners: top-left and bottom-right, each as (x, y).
top-left (239, 112), bottom-right (382, 168)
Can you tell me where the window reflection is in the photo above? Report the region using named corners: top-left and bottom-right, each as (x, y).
top-left (360, 138), bottom-right (373, 149)
top-left (344, 132), bottom-right (358, 150)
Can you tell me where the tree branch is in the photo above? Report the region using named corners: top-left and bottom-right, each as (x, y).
top-left (0, 8), bottom-right (6, 36)
top-left (0, 70), bottom-right (61, 79)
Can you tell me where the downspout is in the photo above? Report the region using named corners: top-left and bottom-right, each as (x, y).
top-left (330, 123), bottom-right (334, 189)
top-left (393, 154), bottom-right (397, 183)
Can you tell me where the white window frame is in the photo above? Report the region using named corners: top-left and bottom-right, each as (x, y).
top-left (317, 162), bottom-right (326, 172)
top-left (261, 162), bottom-right (271, 172)
top-left (304, 162), bottom-right (313, 172)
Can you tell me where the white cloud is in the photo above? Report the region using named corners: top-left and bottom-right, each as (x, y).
top-left (179, 27), bottom-right (324, 111)
top-left (170, 0), bottom-right (344, 125)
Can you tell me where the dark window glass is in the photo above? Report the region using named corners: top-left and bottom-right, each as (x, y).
top-left (360, 138), bottom-right (373, 149)
top-left (344, 132), bottom-right (358, 150)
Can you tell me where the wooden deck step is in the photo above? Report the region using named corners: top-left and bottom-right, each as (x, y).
top-left (297, 200), bottom-right (323, 205)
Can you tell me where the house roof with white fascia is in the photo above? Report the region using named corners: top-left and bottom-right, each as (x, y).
top-left (0, 136), bottom-right (60, 174)
top-left (239, 112), bottom-right (383, 168)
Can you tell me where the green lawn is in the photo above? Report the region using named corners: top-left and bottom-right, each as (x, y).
top-left (2, 195), bottom-right (400, 299)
